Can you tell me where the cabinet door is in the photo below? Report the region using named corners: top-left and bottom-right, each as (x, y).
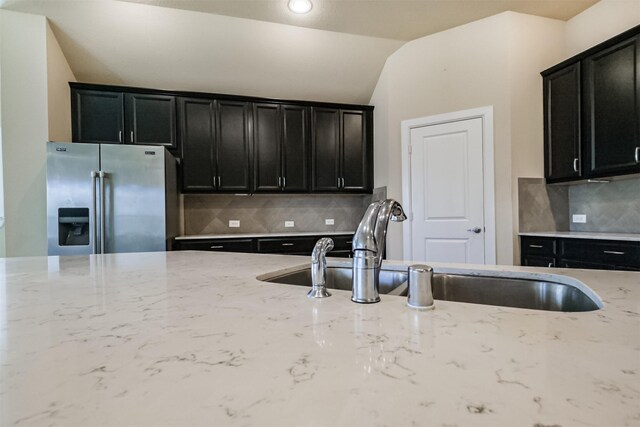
top-left (253, 103), bottom-right (281, 192)
top-left (282, 105), bottom-right (309, 192)
top-left (341, 109), bottom-right (371, 192)
top-left (72, 89), bottom-right (124, 144)
top-left (178, 98), bottom-right (216, 192)
top-left (558, 259), bottom-right (614, 271)
top-left (522, 255), bottom-right (555, 268)
top-left (125, 93), bottom-right (177, 150)
top-left (216, 101), bottom-right (251, 192)
top-left (312, 108), bottom-right (340, 191)
top-left (583, 35), bottom-right (640, 177)
top-left (544, 63), bottom-right (581, 182)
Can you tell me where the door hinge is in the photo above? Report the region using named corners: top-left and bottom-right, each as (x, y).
top-left (408, 145), bottom-right (412, 155)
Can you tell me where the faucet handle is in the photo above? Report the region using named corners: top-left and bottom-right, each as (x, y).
top-left (407, 264), bottom-right (435, 310)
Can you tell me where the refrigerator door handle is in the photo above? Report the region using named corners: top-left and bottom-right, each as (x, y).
top-left (99, 171), bottom-right (106, 254)
top-left (91, 171), bottom-right (98, 254)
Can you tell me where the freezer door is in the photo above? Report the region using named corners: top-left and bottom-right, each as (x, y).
top-left (100, 144), bottom-right (167, 253)
top-left (46, 142), bottom-right (100, 256)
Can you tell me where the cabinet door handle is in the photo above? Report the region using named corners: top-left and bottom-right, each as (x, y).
top-left (603, 250), bottom-right (625, 255)
top-left (548, 262), bottom-right (554, 268)
top-left (210, 245), bottom-right (224, 249)
top-left (278, 177), bottom-right (282, 187)
top-left (281, 243), bottom-right (294, 246)
top-left (635, 146), bottom-right (639, 164)
top-left (529, 244), bottom-right (544, 248)
top-left (337, 177), bottom-right (340, 188)
top-left (346, 241), bottom-right (352, 244)
top-left (341, 177), bottom-right (345, 188)
top-left (283, 177), bottom-right (286, 188)
top-left (130, 131), bottom-right (134, 143)
top-left (118, 131), bottom-right (122, 143)
top-left (217, 176), bottom-right (221, 188)
top-left (573, 158), bottom-right (579, 173)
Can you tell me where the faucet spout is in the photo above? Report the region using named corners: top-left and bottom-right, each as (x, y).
top-left (351, 199), bottom-right (407, 303)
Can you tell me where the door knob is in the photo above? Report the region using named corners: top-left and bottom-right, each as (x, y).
top-left (467, 227), bottom-right (482, 234)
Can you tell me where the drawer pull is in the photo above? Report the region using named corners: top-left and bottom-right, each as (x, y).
top-left (603, 250), bottom-right (625, 255)
top-left (210, 245), bottom-right (224, 249)
top-left (529, 244), bottom-right (544, 249)
top-left (346, 241), bottom-right (352, 244)
top-left (281, 243), bottom-right (294, 246)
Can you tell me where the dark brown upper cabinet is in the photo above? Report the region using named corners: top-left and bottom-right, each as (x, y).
top-left (71, 82), bottom-right (373, 194)
top-left (179, 98), bottom-right (216, 192)
top-left (71, 89), bottom-right (124, 144)
top-left (71, 84), bottom-right (177, 151)
top-left (253, 103), bottom-right (309, 193)
top-left (125, 93), bottom-right (177, 149)
top-left (583, 35), bottom-right (640, 178)
top-left (541, 26), bottom-right (640, 183)
top-left (179, 97), bottom-right (251, 193)
top-left (311, 107), bottom-right (372, 193)
top-left (543, 63), bottom-right (581, 183)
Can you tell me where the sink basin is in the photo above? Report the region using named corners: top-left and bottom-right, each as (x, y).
top-left (260, 266), bottom-right (602, 312)
top-left (263, 266), bottom-right (409, 295)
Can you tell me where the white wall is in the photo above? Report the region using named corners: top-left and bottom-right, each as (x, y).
top-left (0, 10), bottom-right (49, 257)
top-left (46, 21), bottom-right (76, 141)
top-left (565, 0), bottom-right (640, 56)
top-left (370, 12), bottom-right (566, 264)
top-left (0, 11), bottom-right (75, 257)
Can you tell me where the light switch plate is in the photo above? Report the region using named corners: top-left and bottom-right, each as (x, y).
top-left (229, 220), bottom-right (240, 228)
top-left (285, 221), bottom-right (295, 228)
top-left (325, 219), bottom-right (335, 225)
top-left (572, 214), bottom-right (587, 224)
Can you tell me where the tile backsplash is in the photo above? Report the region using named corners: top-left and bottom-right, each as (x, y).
top-left (518, 176), bottom-right (640, 233)
top-left (183, 193), bottom-right (379, 235)
top-left (518, 178), bottom-right (569, 232)
top-left (569, 178), bottom-right (640, 233)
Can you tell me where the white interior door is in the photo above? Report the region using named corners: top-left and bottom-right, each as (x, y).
top-left (409, 118), bottom-right (485, 264)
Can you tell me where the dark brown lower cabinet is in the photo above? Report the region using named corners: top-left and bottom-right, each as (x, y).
top-left (520, 236), bottom-right (640, 271)
top-left (173, 233), bottom-right (355, 258)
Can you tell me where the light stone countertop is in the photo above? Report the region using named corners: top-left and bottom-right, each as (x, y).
top-left (519, 231), bottom-right (640, 242)
top-left (1, 251), bottom-right (639, 426)
top-left (175, 230), bottom-right (355, 240)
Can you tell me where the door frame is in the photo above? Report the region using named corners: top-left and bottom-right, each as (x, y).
top-left (400, 106), bottom-right (496, 264)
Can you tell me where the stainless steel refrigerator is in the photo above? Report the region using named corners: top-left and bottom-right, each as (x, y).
top-left (46, 142), bottom-right (179, 256)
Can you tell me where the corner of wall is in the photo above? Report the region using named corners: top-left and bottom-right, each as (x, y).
top-left (46, 19), bottom-right (76, 142)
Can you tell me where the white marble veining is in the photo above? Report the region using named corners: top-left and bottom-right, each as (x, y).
top-left (519, 231), bottom-right (640, 242)
top-left (175, 230), bottom-right (355, 240)
top-left (1, 251), bottom-right (639, 426)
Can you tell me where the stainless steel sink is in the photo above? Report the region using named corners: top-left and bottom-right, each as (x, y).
top-left (261, 266), bottom-right (602, 312)
top-left (263, 266), bottom-right (409, 295)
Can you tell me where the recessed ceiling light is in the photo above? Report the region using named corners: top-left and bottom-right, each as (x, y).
top-left (288, 0), bottom-right (313, 14)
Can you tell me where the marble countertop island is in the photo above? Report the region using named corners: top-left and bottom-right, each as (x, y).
top-left (1, 251), bottom-right (638, 426)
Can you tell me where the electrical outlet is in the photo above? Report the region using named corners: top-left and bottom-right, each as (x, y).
top-left (285, 221), bottom-right (295, 228)
top-left (572, 214), bottom-right (587, 224)
top-left (325, 219), bottom-right (335, 225)
top-left (229, 220), bottom-right (240, 228)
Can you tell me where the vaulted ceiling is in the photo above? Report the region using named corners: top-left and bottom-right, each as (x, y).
top-left (1, 0), bottom-right (597, 104)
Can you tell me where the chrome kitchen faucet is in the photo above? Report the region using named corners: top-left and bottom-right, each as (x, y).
top-left (351, 199), bottom-right (407, 303)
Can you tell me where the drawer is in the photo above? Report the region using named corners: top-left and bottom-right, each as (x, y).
top-left (560, 239), bottom-right (640, 269)
top-left (174, 238), bottom-right (255, 253)
top-left (520, 236), bottom-right (556, 256)
top-left (522, 255), bottom-right (556, 268)
top-left (257, 237), bottom-right (317, 254)
top-left (327, 234), bottom-right (354, 252)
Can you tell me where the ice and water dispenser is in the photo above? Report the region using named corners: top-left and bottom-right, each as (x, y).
top-left (57, 207), bottom-right (90, 246)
